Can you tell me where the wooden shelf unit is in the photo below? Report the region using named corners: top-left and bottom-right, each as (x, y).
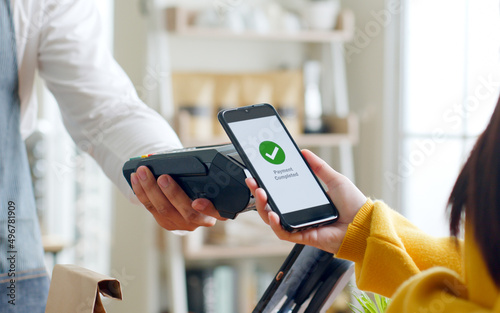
top-left (154, 6), bottom-right (358, 313)
top-left (165, 7), bottom-right (355, 43)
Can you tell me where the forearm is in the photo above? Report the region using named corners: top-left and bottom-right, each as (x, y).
top-left (37, 0), bottom-right (182, 200)
top-left (337, 200), bottom-right (463, 297)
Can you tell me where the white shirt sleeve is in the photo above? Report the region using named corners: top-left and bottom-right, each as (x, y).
top-left (36, 0), bottom-right (182, 201)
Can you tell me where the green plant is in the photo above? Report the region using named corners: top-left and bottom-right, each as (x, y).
top-left (349, 291), bottom-right (391, 313)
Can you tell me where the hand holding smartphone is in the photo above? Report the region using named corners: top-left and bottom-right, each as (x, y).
top-left (218, 103), bottom-right (339, 232)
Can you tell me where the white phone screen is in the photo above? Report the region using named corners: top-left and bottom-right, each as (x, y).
top-left (228, 116), bottom-right (330, 214)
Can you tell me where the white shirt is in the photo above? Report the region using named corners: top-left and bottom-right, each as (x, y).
top-left (12, 0), bottom-right (182, 199)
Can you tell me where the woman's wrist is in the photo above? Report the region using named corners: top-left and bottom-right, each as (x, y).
top-left (335, 199), bottom-right (374, 260)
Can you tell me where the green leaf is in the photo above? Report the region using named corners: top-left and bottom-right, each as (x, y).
top-left (374, 294), bottom-right (384, 312)
top-left (348, 303), bottom-right (364, 313)
top-left (352, 292), bottom-right (376, 313)
top-left (350, 291), bottom-right (391, 313)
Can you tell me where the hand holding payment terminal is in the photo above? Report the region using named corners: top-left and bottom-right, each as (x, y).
top-left (122, 144), bottom-right (254, 219)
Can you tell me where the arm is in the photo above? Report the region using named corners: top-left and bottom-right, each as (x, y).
top-left (337, 200), bottom-right (463, 297)
top-left (37, 0), bottom-right (222, 230)
top-left (246, 149), bottom-right (463, 298)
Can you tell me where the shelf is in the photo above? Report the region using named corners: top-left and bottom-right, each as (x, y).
top-left (181, 133), bottom-right (353, 148)
top-left (165, 7), bottom-right (355, 43)
top-left (179, 114), bottom-right (359, 148)
top-left (42, 235), bottom-right (69, 254)
top-left (183, 242), bottom-right (295, 261)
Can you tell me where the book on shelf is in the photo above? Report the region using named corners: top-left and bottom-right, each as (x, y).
top-left (186, 265), bottom-right (238, 313)
top-left (186, 268), bottom-right (211, 313)
top-left (214, 266), bottom-right (237, 313)
top-left (185, 264), bottom-right (277, 313)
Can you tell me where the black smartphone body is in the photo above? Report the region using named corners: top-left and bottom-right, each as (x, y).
top-left (218, 103), bottom-right (339, 232)
top-left (253, 244), bottom-right (354, 313)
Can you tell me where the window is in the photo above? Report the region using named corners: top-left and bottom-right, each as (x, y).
top-left (401, 0), bottom-right (500, 236)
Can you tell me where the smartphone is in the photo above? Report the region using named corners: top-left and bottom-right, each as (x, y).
top-left (218, 103), bottom-right (338, 232)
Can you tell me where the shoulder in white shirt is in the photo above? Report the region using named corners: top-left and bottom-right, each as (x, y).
top-left (12, 0), bottom-right (182, 200)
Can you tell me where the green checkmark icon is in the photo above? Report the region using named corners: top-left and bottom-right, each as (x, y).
top-left (259, 141), bottom-right (285, 165)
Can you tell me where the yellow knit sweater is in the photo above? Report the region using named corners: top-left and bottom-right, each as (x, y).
top-left (336, 200), bottom-right (500, 312)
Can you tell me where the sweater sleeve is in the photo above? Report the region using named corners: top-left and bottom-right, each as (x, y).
top-left (336, 200), bottom-right (463, 298)
top-left (386, 267), bottom-right (493, 313)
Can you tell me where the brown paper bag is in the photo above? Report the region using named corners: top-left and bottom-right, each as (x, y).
top-left (45, 264), bottom-right (122, 313)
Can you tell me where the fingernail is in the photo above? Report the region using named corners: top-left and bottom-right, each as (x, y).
top-left (204, 216), bottom-right (217, 226)
top-left (137, 167), bottom-right (147, 181)
top-left (131, 173), bottom-right (138, 185)
top-left (193, 200), bottom-right (208, 212)
top-left (158, 176), bottom-right (170, 188)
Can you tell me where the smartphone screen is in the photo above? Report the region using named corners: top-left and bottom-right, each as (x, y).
top-left (219, 104), bottom-right (338, 231)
